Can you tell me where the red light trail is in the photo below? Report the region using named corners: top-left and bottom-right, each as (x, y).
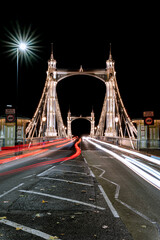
top-left (0, 138), bottom-right (81, 176)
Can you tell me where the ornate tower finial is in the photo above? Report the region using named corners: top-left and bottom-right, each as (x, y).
top-left (109, 43), bottom-right (112, 60)
top-left (51, 43), bottom-right (54, 60)
top-left (48, 43), bottom-right (57, 71)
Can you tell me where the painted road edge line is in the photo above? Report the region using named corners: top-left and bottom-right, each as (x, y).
top-left (19, 190), bottom-right (106, 211)
top-left (39, 176), bottom-right (93, 186)
top-left (98, 185), bottom-right (119, 218)
top-left (0, 183), bottom-right (24, 198)
top-left (0, 218), bottom-right (61, 240)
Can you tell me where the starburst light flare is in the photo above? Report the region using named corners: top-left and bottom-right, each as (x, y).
top-left (3, 22), bottom-right (41, 65)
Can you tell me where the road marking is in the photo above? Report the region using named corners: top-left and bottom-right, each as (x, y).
top-left (39, 176), bottom-right (93, 186)
top-left (92, 165), bottom-right (120, 199)
top-left (0, 183), bottom-right (24, 198)
top-left (19, 190), bottom-right (105, 211)
top-left (83, 158), bottom-right (95, 178)
top-left (98, 185), bottom-right (119, 218)
top-left (49, 169), bottom-right (87, 175)
top-left (59, 163), bottom-right (84, 168)
top-left (0, 218), bottom-right (61, 240)
top-left (23, 174), bottom-right (36, 179)
top-left (92, 161), bottom-right (160, 235)
top-left (37, 166), bottom-right (56, 177)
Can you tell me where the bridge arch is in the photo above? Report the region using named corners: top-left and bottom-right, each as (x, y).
top-left (56, 72), bottom-right (106, 85)
top-left (56, 74), bottom-right (106, 127)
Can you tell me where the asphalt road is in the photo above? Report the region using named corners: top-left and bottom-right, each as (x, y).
top-left (0, 138), bottom-right (133, 240)
top-left (82, 137), bottom-right (160, 240)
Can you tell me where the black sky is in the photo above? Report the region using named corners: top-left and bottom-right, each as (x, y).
top-left (0, 3), bottom-right (159, 135)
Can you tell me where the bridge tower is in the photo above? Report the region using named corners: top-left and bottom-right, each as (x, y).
top-left (25, 45), bottom-right (66, 139)
top-left (45, 45), bottom-right (57, 136)
top-left (67, 109), bottom-right (95, 138)
top-left (105, 45), bottom-right (116, 137)
top-left (96, 45), bottom-right (137, 141)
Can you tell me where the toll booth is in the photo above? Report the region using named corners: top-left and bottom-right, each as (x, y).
top-left (0, 116), bottom-right (30, 147)
top-left (133, 119), bottom-right (160, 149)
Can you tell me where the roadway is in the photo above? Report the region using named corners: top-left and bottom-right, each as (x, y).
top-left (82, 137), bottom-right (160, 240)
top-left (0, 137), bottom-right (132, 240)
top-left (0, 137), bottom-right (159, 240)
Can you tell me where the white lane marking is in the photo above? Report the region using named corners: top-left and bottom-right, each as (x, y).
top-left (19, 190), bottom-right (105, 211)
top-left (83, 158), bottom-right (95, 178)
top-left (59, 164), bottom-right (84, 168)
top-left (116, 198), bottom-right (156, 224)
top-left (84, 154), bottom-right (119, 217)
top-left (23, 174), bottom-right (36, 179)
top-left (98, 185), bottom-right (119, 218)
top-left (0, 183), bottom-right (24, 198)
top-left (39, 177), bottom-right (93, 187)
top-left (49, 169), bottom-right (87, 175)
top-left (37, 166), bottom-right (56, 177)
top-left (0, 218), bottom-right (61, 240)
top-left (93, 165), bottom-right (120, 199)
top-left (89, 155), bottom-right (160, 234)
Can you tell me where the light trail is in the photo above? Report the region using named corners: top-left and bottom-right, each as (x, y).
top-left (0, 149), bottom-right (48, 164)
top-left (0, 138), bottom-right (70, 157)
top-left (88, 137), bottom-right (160, 166)
top-left (0, 138), bottom-right (81, 176)
top-left (0, 138), bottom-right (74, 164)
top-left (122, 155), bottom-right (160, 181)
top-left (84, 137), bottom-right (160, 190)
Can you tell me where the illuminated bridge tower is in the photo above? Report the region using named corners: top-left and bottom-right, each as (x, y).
top-left (26, 46), bottom-right (66, 139)
top-left (105, 47), bottom-right (116, 137)
top-left (96, 46), bottom-right (137, 141)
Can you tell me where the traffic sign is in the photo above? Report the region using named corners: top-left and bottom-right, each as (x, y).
top-left (144, 117), bottom-right (154, 125)
top-left (6, 114), bottom-right (15, 123)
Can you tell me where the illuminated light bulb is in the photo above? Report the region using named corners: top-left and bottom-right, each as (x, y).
top-left (19, 42), bottom-right (27, 51)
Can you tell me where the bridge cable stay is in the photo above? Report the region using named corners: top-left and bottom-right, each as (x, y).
top-left (26, 77), bottom-right (49, 140)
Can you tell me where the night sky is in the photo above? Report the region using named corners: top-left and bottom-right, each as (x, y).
top-left (0, 3), bottom-right (159, 136)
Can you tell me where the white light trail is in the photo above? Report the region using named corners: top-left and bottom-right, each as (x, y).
top-left (122, 155), bottom-right (160, 181)
top-left (84, 137), bottom-right (160, 190)
top-left (88, 137), bottom-right (160, 166)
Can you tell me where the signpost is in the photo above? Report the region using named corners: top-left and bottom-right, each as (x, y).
top-left (143, 111), bottom-right (154, 148)
top-left (5, 108), bottom-right (16, 123)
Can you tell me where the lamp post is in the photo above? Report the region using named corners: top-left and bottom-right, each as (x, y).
top-left (15, 42), bottom-right (27, 146)
top-left (115, 116), bottom-right (119, 145)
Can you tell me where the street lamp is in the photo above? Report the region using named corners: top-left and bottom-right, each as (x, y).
top-left (115, 116), bottom-right (119, 137)
top-left (3, 23), bottom-right (40, 146)
top-left (15, 42), bottom-right (27, 146)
